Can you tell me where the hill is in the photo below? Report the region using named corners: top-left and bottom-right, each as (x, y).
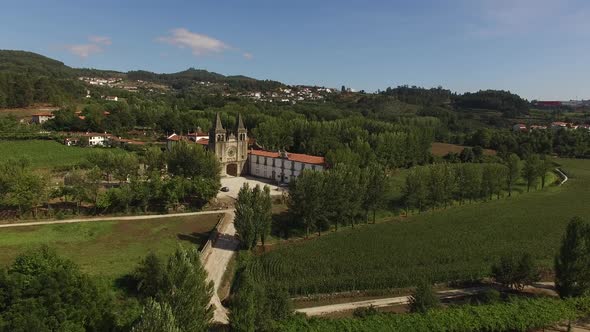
top-left (0, 50), bottom-right (75, 78)
top-left (0, 50), bottom-right (285, 108)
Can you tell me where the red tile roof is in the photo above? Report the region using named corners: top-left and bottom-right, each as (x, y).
top-left (248, 149), bottom-right (325, 165)
top-left (196, 138), bottom-right (209, 145)
top-left (187, 132), bottom-right (208, 137)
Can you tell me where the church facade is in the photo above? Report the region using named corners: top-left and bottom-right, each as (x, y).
top-left (168, 113), bottom-right (326, 183)
top-left (208, 113), bottom-right (249, 177)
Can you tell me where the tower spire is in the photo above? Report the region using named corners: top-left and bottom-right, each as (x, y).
top-left (214, 113), bottom-right (224, 131)
top-left (237, 113), bottom-right (245, 130)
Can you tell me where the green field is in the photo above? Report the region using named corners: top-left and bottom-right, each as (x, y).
top-left (0, 214), bottom-right (221, 278)
top-left (0, 140), bottom-right (127, 170)
top-left (256, 159), bottom-right (589, 295)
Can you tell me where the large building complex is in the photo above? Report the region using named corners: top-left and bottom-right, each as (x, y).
top-left (195, 113), bottom-right (326, 183)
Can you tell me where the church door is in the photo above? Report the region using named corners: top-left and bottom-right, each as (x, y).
top-left (226, 163), bottom-right (238, 176)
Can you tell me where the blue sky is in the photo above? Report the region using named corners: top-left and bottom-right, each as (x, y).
top-left (2, 0), bottom-right (590, 100)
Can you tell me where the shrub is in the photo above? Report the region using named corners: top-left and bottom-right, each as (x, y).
top-left (409, 282), bottom-right (440, 313)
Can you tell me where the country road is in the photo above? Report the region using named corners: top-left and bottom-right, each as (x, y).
top-left (201, 209), bottom-right (239, 324)
top-left (0, 209), bottom-right (233, 228)
top-left (296, 287), bottom-right (486, 316)
top-left (555, 167), bottom-right (568, 185)
top-left (296, 282), bottom-right (557, 317)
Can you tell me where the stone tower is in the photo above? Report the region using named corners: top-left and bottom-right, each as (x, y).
top-left (208, 113), bottom-right (248, 176)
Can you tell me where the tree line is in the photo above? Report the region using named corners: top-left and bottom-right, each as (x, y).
top-left (403, 153), bottom-right (553, 212)
top-left (0, 142), bottom-right (221, 218)
top-left (287, 163), bottom-right (386, 237)
top-left (0, 245), bottom-right (215, 332)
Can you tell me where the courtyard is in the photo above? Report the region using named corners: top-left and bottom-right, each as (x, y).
top-left (218, 176), bottom-right (286, 199)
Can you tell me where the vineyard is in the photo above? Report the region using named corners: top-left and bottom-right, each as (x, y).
top-left (255, 159), bottom-right (590, 295)
top-left (277, 296), bottom-right (590, 332)
top-left (0, 140), bottom-right (128, 170)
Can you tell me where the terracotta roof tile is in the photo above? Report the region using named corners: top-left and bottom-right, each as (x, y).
top-left (248, 149), bottom-right (325, 165)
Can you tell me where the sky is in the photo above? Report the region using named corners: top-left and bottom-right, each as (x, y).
top-left (1, 0), bottom-right (590, 100)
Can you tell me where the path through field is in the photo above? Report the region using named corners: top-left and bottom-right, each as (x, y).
top-left (0, 209), bottom-right (233, 228)
top-left (296, 282), bottom-right (556, 317)
top-left (296, 287), bottom-right (485, 316)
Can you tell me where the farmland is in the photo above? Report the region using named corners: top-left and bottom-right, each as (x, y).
top-left (0, 139), bottom-right (127, 170)
top-left (430, 142), bottom-right (496, 157)
top-left (255, 159), bottom-right (590, 295)
top-left (0, 213), bottom-right (221, 279)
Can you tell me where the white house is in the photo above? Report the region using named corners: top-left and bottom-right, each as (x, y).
top-left (248, 149), bottom-right (326, 184)
top-left (31, 113), bottom-right (54, 124)
top-left (65, 132), bottom-right (111, 146)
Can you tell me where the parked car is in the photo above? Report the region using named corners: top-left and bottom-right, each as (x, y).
top-left (220, 186), bottom-right (230, 192)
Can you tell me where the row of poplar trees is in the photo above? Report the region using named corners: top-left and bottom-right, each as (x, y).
top-left (404, 153), bottom-right (554, 212)
top-left (234, 184), bottom-right (273, 249)
top-left (288, 163), bottom-right (386, 237)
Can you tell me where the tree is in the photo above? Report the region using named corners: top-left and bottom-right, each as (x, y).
top-left (539, 155), bottom-right (553, 188)
top-left (257, 185), bottom-right (273, 247)
top-left (132, 299), bottom-right (181, 332)
top-left (505, 153), bottom-right (521, 197)
top-left (492, 253), bottom-right (539, 291)
top-left (133, 252), bottom-right (164, 299)
top-left (167, 141), bottom-right (220, 181)
top-left (404, 167), bottom-right (428, 212)
top-left (0, 161), bottom-right (47, 217)
top-left (483, 164), bottom-right (508, 200)
top-left (362, 164), bottom-right (386, 223)
top-left (522, 154), bottom-right (542, 192)
top-left (144, 146), bottom-right (166, 174)
top-left (63, 168), bottom-right (96, 213)
top-left (409, 281), bottom-right (440, 313)
top-left (235, 183), bottom-right (257, 249)
top-left (154, 247), bottom-right (214, 332)
top-left (0, 246), bottom-right (115, 331)
top-left (555, 217), bottom-right (590, 298)
top-left (288, 170), bottom-right (326, 237)
top-left (230, 272), bottom-right (257, 332)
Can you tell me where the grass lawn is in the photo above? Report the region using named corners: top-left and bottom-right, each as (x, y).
top-left (0, 140), bottom-right (127, 170)
top-left (256, 159), bottom-right (589, 295)
top-left (0, 214), bottom-right (222, 279)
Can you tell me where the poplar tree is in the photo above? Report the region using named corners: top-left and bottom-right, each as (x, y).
top-left (523, 154), bottom-right (541, 192)
top-left (132, 299), bottom-right (181, 332)
top-left (505, 153), bottom-right (521, 196)
top-left (555, 217), bottom-right (590, 298)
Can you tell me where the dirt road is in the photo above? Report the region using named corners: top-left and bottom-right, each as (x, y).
top-left (296, 282), bottom-right (557, 317)
top-left (0, 209), bottom-right (233, 228)
top-left (201, 209), bottom-right (239, 324)
top-left (296, 287), bottom-right (486, 316)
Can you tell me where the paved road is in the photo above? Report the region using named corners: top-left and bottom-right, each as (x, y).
top-left (0, 209), bottom-right (233, 228)
top-left (201, 209), bottom-right (239, 324)
top-left (555, 167), bottom-right (569, 185)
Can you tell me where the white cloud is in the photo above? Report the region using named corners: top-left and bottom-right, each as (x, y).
top-left (243, 52), bottom-right (253, 60)
top-left (157, 28), bottom-right (230, 56)
top-left (66, 44), bottom-right (103, 58)
top-left (65, 35), bottom-right (112, 58)
top-left (88, 35), bottom-right (112, 45)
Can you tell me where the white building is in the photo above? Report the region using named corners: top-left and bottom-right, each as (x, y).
top-left (31, 113), bottom-right (54, 124)
top-left (248, 149), bottom-right (326, 184)
top-left (64, 133), bottom-right (111, 147)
